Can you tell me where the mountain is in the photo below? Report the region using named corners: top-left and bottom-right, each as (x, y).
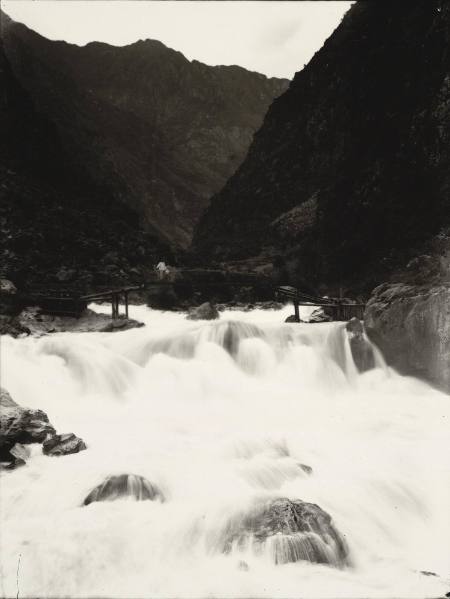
top-left (1, 11), bottom-right (288, 249)
top-left (0, 30), bottom-right (171, 292)
top-left (193, 1), bottom-right (450, 293)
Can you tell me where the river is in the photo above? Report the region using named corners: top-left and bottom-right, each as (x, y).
top-left (1, 304), bottom-right (449, 598)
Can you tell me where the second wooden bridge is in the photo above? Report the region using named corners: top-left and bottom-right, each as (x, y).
top-left (276, 286), bottom-right (365, 322)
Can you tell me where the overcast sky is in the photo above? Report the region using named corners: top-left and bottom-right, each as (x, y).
top-left (2, 1), bottom-right (353, 79)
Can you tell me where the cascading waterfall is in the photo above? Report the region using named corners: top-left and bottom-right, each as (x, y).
top-left (1, 304), bottom-right (449, 598)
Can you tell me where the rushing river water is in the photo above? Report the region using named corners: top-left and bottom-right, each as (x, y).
top-left (1, 304), bottom-right (449, 598)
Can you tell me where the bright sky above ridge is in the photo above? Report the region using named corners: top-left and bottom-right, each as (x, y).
top-left (2, 1), bottom-right (353, 79)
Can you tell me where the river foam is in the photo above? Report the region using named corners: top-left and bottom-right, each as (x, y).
top-left (1, 304), bottom-right (449, 598)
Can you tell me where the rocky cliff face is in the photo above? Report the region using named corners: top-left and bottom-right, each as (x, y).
top-left (365, 283), bottom-right (450, 393)
top-left (1, 11), bottom-right (288, 249)
top-left (193, 1), bottom-right (450, 293)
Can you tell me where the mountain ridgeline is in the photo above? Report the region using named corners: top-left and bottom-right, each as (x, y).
top-left (0, 10), bottom-right (287, 291)
top-left (193, 1), bottom-right (450, 292)
top-left (1, 12), bottom-right (287, 249)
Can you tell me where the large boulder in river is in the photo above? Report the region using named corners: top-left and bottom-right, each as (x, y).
top-left (221, 497), bottom-right (349, 567)
top-left (186, 302), bottom-right (219, 321)
top-left (284, 314), bottom-right (303, 323)
top-left (83, 474), bottom-right (164, 506)
top-left (0, 387), bottom-right (55, 447)
top-left (0, 388), bottom-right (86, 468)
top-left (365, 283), bottom-right (450, 392)
top-left (0, 387), bottom-right (56, 467)
top-left (43, 433), bottom-right (87, 457)
top-left (309, 307), bottom-right (332, 323)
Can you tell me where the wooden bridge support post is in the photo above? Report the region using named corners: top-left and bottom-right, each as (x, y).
top-left (111, 293), bottom-right (120, 319)
top-left (294, 299), bottom-right (300, 323)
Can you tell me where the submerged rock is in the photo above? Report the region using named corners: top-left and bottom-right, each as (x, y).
top-left (345, 317), bottom-right (375, 373)
top-left (365, 283), bottom-right (450, 391)
top-left (222, 497), bottom-right (349, 567)
top-left (83, 474), bottom-right (164, 506)
top-left (297, 463), bottom-right (313, 475)
top-left (43, 433), bottom-right (87, 457)
top-left (186, 302), bottom-right (220, 321)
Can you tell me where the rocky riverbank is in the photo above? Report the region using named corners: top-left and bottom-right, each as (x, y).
top-left (0, 306), bottom-right (144, 338)
top-left (0, 278), bottom-right (144, 337)
top-left (365, 283), bottom-right (450, 393)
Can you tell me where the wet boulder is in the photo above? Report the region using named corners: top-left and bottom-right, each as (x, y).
top-left (0, 387), bottom-right (55, 447)
top-left (186, 302), bottom-right (219, 321)
top-left (0, 387), bottom-right (55, 469)
top-left (345, 317), bottom-right (375, 373)
top-left (0, 314), bottom-right (30, 337)
top-left (83, 474), bottom-right (164, 506)
top-left (222, 497), bottom-right (349, 567)
top-left (309, 307), bottom-right (332, 323)
top-left (365, 283), bottom-right (450, 392)
top-left (284, 314), bottom-right (303, 323)
top-left (43, 433), bottom-right (87, 457)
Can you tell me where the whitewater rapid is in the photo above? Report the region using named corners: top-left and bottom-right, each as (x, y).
top-left (1, 304), bottom-right (449, 598)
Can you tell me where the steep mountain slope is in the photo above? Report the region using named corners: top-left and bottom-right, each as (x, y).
top-left (193, 1), bottom-right (450, 292)
top-left (0, 34), bottom-right (171, 292)
top-left (1, 11), bottom-right (288, 248)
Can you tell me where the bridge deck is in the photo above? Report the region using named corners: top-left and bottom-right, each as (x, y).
top-left (277, 286), bottom-right (365, 322)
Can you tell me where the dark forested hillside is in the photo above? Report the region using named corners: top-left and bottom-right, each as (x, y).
top-left (193, 1), bottom-right (450, 292)
top-left (1, 11), bottom-right (287, 249)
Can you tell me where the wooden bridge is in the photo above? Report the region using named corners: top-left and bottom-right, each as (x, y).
top-left (80, 286), bottom-right (143, 319)
top-left (276, 286), bottom-right (365, 322)
top-left (17, 285), bottom-right (143, 319)
top-left (14, 277), bottom-right (364, 323)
